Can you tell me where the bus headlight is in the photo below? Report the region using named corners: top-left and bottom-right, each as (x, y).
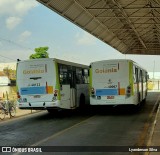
top-left (52, 96), bottom-right (57, 101)
top-left (23, 98), bottom-right (27, 102)
top-left (91, 87), bottom-right (95, 97)
top-left (126, 85), bottom-right (131, 97)
top-left (18, 98), bottom-right (22, 103)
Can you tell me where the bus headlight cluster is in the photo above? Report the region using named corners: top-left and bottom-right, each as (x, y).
top-left (52, 96), bottom-right (57, 101)
top-left (18, 98), bottom-right (22, 103)
top-left (18, 98), bottom-right (27, 103)
top-left (126, 85), bottom-right (131, 97)
top-left (91, 87), bottom-right (95, 97)
top-left (52, 90), bottom-right (58, 101)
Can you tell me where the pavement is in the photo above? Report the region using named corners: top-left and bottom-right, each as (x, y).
top-left (148, 101), bottom-right (160, 155)
top-left (0, 96), bottom-right (160, 154)
top-left (0, 107), bottom-right (41, 122)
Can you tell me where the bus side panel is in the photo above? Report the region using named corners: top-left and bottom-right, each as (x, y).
top-left (126, 61), bottom-right (137, 105)
top-left (76, 84), bottom-right (89, 107)
top-left (59, 85), bottom-right (71, 109)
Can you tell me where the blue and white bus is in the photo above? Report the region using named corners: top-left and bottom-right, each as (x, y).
top-left (89, 59), bottom-right (148, 106)
top-left (16, 58), bottom-right (89, 113)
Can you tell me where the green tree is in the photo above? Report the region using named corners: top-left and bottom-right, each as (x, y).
top-left (29, 46), bottom-right (49, 59)
top-left (3, 67), bottom-right (16, 80)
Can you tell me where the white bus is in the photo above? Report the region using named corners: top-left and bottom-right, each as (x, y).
top-left (16, 58), bottom-right (89, 112)
top-left (89, 59), bottom-right (148, 106)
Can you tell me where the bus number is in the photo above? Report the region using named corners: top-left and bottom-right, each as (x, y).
top-left (108, 85), bottom-right (117, 88)
top-left (107, 96), bottom-right (114, 99)
top-left (28, 83), bottom-right (40, 86)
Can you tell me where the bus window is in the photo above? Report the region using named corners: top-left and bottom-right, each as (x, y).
top-left (143, 71), bottom-right (146, 82)
top-left (135, 67), bottom-right (138, 83)
top-left (76, 68), bottom-right (84, 84)
top-left (139, 70), bottom-right (142, 82)
top-left (83, 69), bottom-right (89, 84)
top-left (59, 64), bottom-right (69, 85)
top-left (133, 66), bottom-right (136, 83)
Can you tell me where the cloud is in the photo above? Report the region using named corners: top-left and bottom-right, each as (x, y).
top-left (6, 16), bottom-right (22, 30)
top-left (0, 0), bottom-right (39, 30)
top-left (19, 31), bottom-right (32, 42)
top-left (0, 0), bottom-right (39, 16)
top-left (76, 32), bottom-right (96, 45)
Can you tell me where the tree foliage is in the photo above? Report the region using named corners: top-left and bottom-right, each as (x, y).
top-left (3, 67), bottom-right (16, 80)
top-left (29, 46), bottom-right (49, 59)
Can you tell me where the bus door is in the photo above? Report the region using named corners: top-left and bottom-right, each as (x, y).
top-left (59, 67), bottom-right (71, 109)
top-left (139, 70), bottom-right (143, 100)
top-left (135, 67), bottom-right (140, 103)
top-left (69, 68), bottom-right (76, 108)
top-left (136, 68), bottom-right (143, 102)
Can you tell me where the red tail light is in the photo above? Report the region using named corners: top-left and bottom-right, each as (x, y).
top-left (127, 86), bottom-right (131, 96)
top-left (91, 88), bottom-right (95, 94)
top-left (54, 90), bottom-right (58, 96)
top-left (90, 87), bottom-right (95, 96)
top-left (17, 92), bottom-right (21, 98)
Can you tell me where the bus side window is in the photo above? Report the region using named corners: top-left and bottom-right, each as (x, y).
top-left (146, 72), bottom-right (149, 81)
top-left (83, 69), bottom-right (89, 84)
top-left (143, 71), bottom-right (146, 82)
top-left (133, 66), bottom-right (136, 83)
top-left (135, 67), bottom-right (138, 83)
top-left (76, 68), bottom-right (84, 84)
top-left (59, 64), bottom-right (69, 85)
top-left (68, 72), bottom-right (73, 87)
top-left (139, 70), bottom-right (142, 82)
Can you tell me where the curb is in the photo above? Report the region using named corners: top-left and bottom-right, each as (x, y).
top-left (144, 96), bottom-right (160, 155)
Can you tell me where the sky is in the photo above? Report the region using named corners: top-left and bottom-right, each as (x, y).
top-left (0, 0), bottom-right (160, 72)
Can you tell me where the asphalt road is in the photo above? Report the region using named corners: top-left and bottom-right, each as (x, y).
top-left (0, 92), bottom-right (159, 155)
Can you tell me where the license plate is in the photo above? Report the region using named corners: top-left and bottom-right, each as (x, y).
top-left (107, 96), bottom-right (114, 99)
top-left (34, 95), bottom-right (41, 98)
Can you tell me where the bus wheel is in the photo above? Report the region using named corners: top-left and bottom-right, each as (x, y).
top-left (47, 109), bottom-right (58, 114)
top-left (138, 92), bottom-right (141, 103)
top-left (79, 94), bottom-right (85, 109)
top-left (142, 98), bottom-right (146, 104)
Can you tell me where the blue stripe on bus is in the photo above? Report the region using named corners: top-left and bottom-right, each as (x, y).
top-left (20, 87), bottom-right (46, 95)
top-left (96, 89), bottom-right (118, 96)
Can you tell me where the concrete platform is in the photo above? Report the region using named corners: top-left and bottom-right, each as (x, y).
top-left (149, 103), bottom-right (160, 155)
top-left (0, 94), bottom-right (160, 154)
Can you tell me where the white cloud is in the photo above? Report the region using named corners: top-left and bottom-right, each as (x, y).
top-left (0, 0), bottom-right (38, 16)
top-left (6, 16), bottom-right (22, 30)
top-left (76, 32), bottom-right (96, 45)
top-left (19, 31), bottom-right (32, 42)
top-left (0, 0), bottom-right (39, 30)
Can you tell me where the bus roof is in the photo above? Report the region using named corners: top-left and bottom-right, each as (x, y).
top-left (17, 58), bottom-right (89, 69)
top-left (90, 59), bottom-right (134, 64)
top-left (90, 59), bottom-right (147, 72)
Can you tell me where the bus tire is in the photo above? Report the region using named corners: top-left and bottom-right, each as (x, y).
top-left (143, 98), bottom-right (146, 103)
top-left (79, 94), bottom-right (85, 109)
top-left (138, 92), bottom-right (141, 104)
top-left (47, 109), bottom-right (58, 114)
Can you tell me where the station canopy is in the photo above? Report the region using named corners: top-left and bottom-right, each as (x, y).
top-left (37, 0), bottom-right (160, 55)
